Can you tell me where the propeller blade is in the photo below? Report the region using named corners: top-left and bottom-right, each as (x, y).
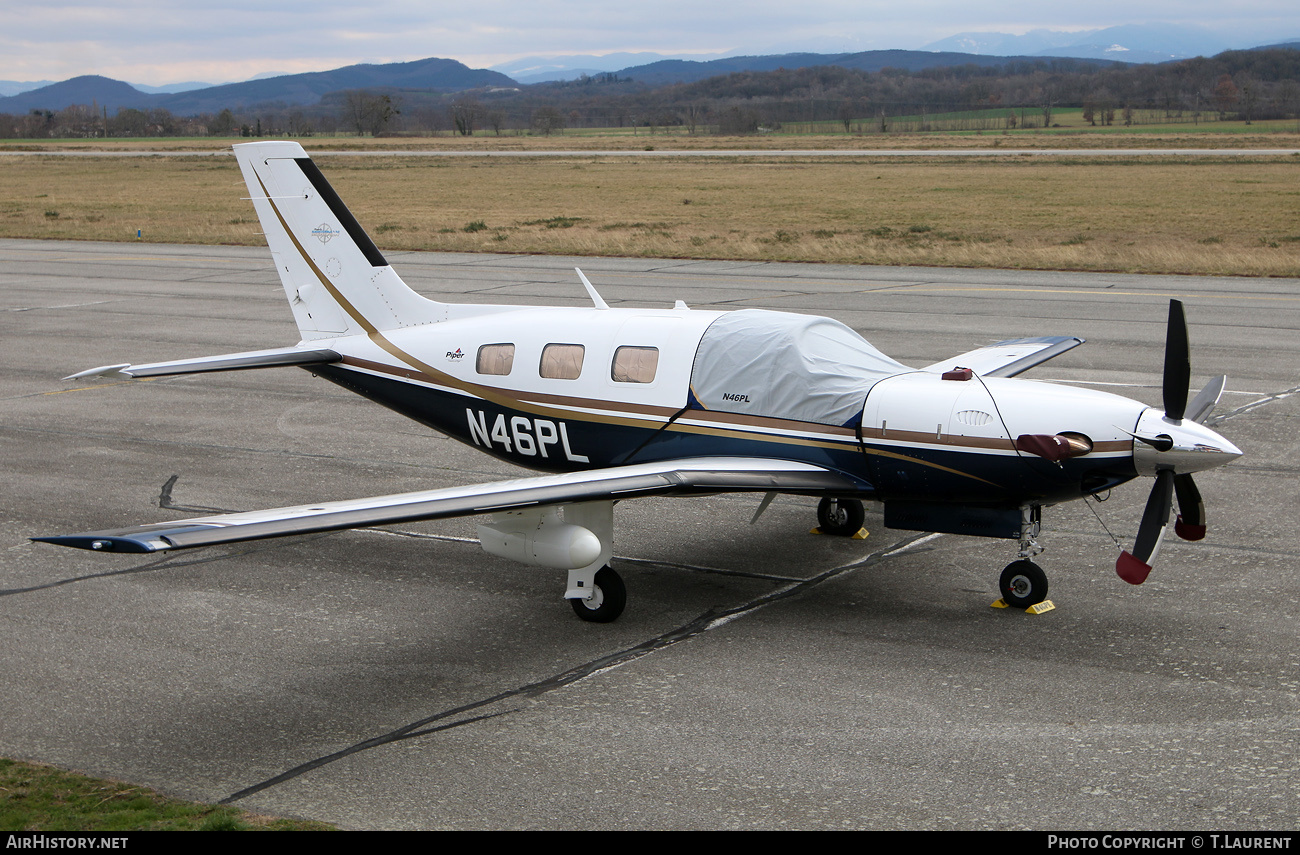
top-left (1173, 473), bottom-right (1206, 541)
top-left (1163, 300), bottom-right (1190, 422)
top-left (1187, 375), bottom-right (1227, 425)
top-left (1116, 469), bottom-right (1175, 585)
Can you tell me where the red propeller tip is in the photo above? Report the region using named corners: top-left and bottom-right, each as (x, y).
top-left (1174, 515), bottom-right (1206, 542)
top-left (1116, 551), bottom-right (1153, 585)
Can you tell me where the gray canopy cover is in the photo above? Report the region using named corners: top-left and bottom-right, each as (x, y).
top-left (689, 310), bottom-right (909, 426)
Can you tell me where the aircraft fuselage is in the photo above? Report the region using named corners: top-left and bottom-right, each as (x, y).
top-left (303, 303), bottom-right (1150, 519)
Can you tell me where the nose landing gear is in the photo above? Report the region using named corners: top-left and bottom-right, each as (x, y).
top-left (999, 559), bottom-right (1048, 609)
top-left (996, 505), bottom-right (1053, 612)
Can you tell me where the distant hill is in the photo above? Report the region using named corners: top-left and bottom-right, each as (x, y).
top-left (0, 79), bottom-right (55, 97)
top-left (154, 57), bottom-right (517, 114)
top-left (614, 50), bottom-right (1119, 86)
top-left (925, 23), bottom-right (1234, 63)
top-left (0, 58), bottom-right (516, 115)
top-left (132, 81), bottom-right (219, 95)
top-left (0, 75), bottom-right (153, 113)
top-left (492, 51), bottom-right (734, 84)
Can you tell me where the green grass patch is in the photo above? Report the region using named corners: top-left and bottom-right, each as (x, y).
top-left (0, 758), bottom-right (333, 831)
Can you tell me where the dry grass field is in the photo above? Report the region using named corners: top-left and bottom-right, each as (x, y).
top-left (2, 145), bottom-right (1298, 276)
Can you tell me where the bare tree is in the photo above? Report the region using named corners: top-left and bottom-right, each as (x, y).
top-left (451, 97), bottom-right (482, 136)
top-left (531, 106), bottom-right (565, 135)
top-left (343, 91), bottom-right (399, 136)
top-left (837, 99), bottom-right (855, 133)
top-left (683, 103), bottom-right (705, 134)
top-left (1213, 74), bottom-right (1239, 120)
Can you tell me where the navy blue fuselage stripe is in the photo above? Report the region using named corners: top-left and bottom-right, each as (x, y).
top-left (311, 364), bottom-right (1138, 506)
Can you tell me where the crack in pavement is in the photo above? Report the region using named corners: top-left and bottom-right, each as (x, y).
top-left (219, 530), bottom-right (938, 804)
top-left (1207, 384), bottom-right (1300, 426)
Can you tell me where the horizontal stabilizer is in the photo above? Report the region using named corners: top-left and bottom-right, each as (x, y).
top-left (922, 336), bottom-right (1084, 378)
top-left (63, 346), bottom-right (341, 380)
top-left (34, 458), bottom-right (864, 554)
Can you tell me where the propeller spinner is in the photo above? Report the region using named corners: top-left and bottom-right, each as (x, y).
top-left (1117, 300), bottom-right (1242, 584)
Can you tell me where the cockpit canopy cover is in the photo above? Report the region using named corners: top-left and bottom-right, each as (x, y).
top-left (689, 310), bottom-right (909, 426)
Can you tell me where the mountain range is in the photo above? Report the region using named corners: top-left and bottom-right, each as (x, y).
top-left (920, 23), bottom-right (1249, 64)
top-left (0, 58), bottom-right (515, 115)
top-left (496, 24), bottom-right (1299, 82)
top-left (3, 23), bottom-right (1298, 117)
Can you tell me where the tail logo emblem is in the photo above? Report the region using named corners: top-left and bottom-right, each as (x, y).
top-left (312, 223), bottom-right (340, 244)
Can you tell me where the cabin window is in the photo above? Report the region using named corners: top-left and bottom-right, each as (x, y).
top-left (611, 346), bottom-right (659, 383)
top-left (476, 343), bottom-right (515, 376)
top-left (540, 343), bottom-right (585, 380)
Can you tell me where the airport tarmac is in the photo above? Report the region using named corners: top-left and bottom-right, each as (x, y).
top-left (2, 239), bottom-right (1297, 830)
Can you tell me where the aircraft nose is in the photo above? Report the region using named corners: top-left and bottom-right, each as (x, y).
top-left (1133, 408), bottom-right (1243, 477)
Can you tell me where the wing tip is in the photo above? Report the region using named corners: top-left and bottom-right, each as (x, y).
top-left (63, 363), bottom-right (133, 381)
top-left (30, 534), bottom-right (154, 553)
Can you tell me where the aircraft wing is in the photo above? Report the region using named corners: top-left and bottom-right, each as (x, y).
top-left (922, 336), bottom-right (1084, 378)
top-left (33, 458), bottom-right (864, 554)
top-left (64, 346), bottom-right (341, 380)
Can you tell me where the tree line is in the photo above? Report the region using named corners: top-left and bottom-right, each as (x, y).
top-left (3, 48), bottom-right (1298, 139)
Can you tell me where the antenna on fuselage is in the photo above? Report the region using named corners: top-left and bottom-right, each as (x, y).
top-left (575, 268), bottom-right (609, 310)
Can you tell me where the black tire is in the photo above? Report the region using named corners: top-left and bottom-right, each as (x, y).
top-left (999, 560), bottom-right (1049, 609)
top-left (817, 498), bottom-right (865, 537)
top-left (570, 566), bottom-right (626, 623)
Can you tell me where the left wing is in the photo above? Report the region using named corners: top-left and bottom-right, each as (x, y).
top-left (922, 336), bottom-right (1084, 378)
top-left (34, 458), bottom-right (864, 554)
top-left (64, 345), bottom-right (340, 380)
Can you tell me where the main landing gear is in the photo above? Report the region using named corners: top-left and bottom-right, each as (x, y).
top-left (569, 565), bottom-right (626, 623)
top-left (817, 498), bottom-right (866, 537)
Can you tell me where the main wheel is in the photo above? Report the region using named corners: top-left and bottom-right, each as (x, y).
top-left (817, 498), bottom-right (865, 537)
top-left (999, 560), bottom-right (1049, 609)
top-left (570, 566), bottom-right (626, 623)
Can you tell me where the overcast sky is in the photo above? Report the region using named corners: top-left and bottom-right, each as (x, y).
top-left (3, 1), bottom-right (1298, 85)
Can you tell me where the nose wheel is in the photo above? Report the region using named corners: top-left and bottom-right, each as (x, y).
top-left (999, 559), bottom-right (1049, 609)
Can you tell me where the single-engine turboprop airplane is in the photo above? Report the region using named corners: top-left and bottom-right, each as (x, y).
top-left (36, 141), bottom-right (1243, 621)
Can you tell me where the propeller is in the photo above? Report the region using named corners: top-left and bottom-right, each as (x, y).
top-left (1162, 299), bottom-right (1190, 422)
top-left (1116, 469), bottom-right (1174, 584)
top-left (1116, 300), bottom-right (1233, 585)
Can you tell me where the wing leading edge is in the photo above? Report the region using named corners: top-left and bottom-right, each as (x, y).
top-left (922, 336), bottom-right (1084, 378)
top-left (33, 458), bottom-right (866, 554)
top-left (64, 346), bottom-right (341, 380)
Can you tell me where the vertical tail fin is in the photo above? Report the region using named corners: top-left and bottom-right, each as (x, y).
top-left (233, 141), bottom-right (445, 340)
